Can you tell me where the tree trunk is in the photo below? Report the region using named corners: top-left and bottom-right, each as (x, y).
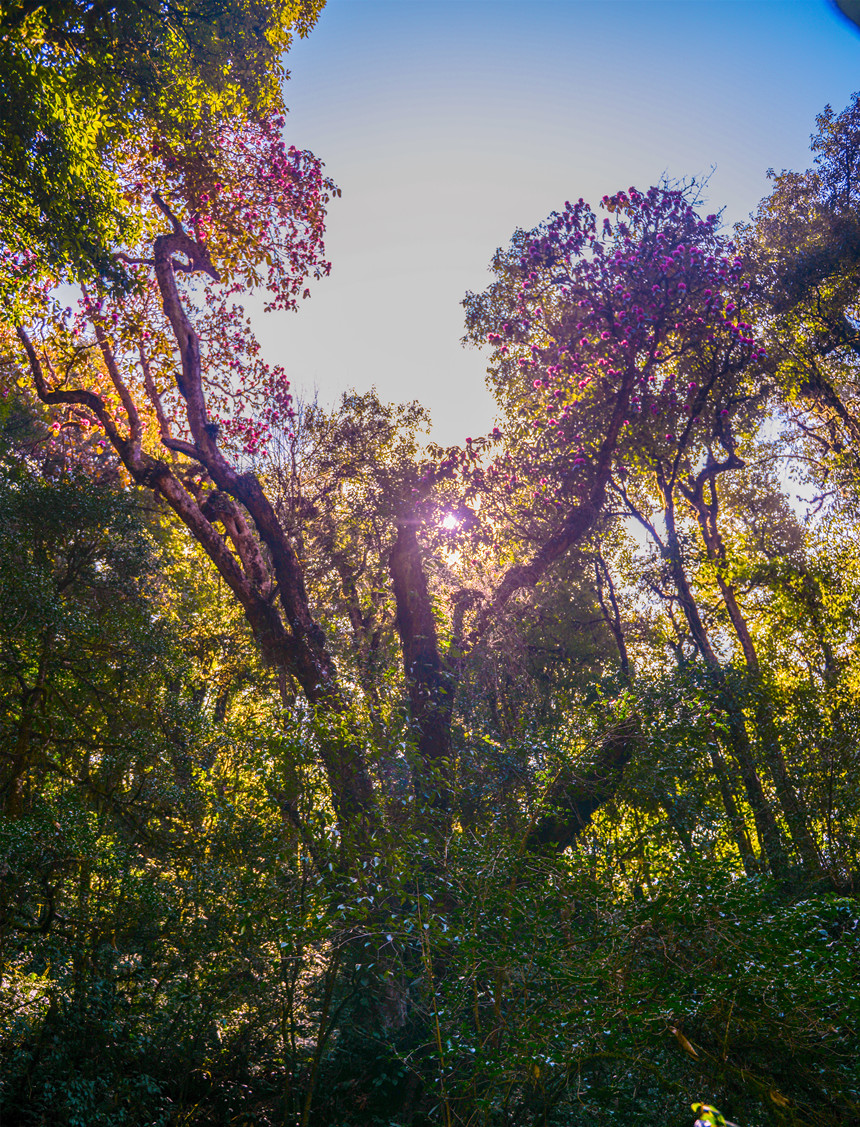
top-left (683, 469), bottom-right (822, 874)
top-left (658, 473), bottom-right (790, 879)
top-left (390, 520), bottom-right (454, 816)
top-left (524, 715), bottom-right (643, 852)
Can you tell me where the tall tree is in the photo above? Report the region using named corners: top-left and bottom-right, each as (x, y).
top-left (743, 93), bottom-right (860, 493)
top-left (4, 163), bottom-right (860, 1127)
top-left (5, 178), bottom-right (767, 852)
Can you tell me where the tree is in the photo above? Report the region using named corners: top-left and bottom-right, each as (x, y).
top-left (0, 0), bottom-right (324, 280)
top-left (743, 93), bottom-right (860, 495)
top-left (6, 66), bottom-right (860, 1120)
top-left (4, 175), bottom-right (768, 852)
top-left (462, 186), bottom-right (774, 852)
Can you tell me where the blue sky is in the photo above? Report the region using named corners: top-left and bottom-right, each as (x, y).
top-left (255, 0), bottom-right (860, 444)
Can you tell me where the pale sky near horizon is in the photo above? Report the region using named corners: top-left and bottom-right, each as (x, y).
top-left (253, 0), bottom-right (860, 445)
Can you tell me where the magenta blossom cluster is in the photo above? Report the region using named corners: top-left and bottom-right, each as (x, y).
top-left (456, 187), bottom-right (767, 526)
top-left (152, 112), bottom-right (336, 313)
top-left (196, 290), bottom-right (296, 457)
top-left (5, 110), bottom-right (337, 466)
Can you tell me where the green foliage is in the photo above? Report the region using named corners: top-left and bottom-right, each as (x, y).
top-left (6, 50), bottom-right (860, 1127)
top-left (0, 0), bottom-right (324, 279)
top-left (5, 356), bottom-right (860, 1123)
top-left (693, 1105), bottom-right (735, 1127)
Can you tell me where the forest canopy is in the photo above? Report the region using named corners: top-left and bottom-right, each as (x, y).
top-left (0, 0), bottom-right (323, 280)
top-left (1, 7), bottom-right (860, 1127)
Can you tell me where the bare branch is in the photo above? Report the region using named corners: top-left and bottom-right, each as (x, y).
top-left (151, 192), bottom-right (185, 236)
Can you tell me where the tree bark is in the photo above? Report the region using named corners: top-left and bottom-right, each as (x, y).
top-left (390, 520), bottom-right (453, 815)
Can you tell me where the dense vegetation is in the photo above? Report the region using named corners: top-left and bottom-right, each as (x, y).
top-left (1, 6), bottom-right (860, 1125)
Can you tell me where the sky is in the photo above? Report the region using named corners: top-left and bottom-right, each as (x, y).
top-left (253, 0), bottom-right (860, 445)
